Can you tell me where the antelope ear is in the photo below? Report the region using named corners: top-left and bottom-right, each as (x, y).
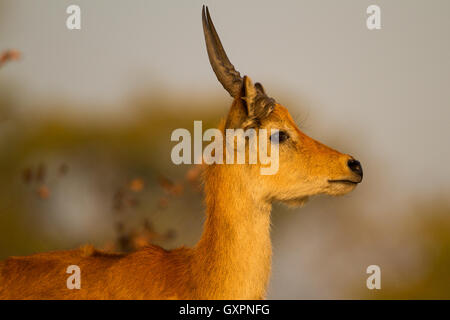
top-left (225, 75), bottom-right (257, 129)
top-left (254, 82), bottom-right (266, 95)
top-left (224, 95), bottom-right (248, 129)
top-left (242, 76), bottom-right (259, 118)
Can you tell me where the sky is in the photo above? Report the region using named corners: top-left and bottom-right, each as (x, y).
top-left (1, 0), bottom-right (450, 205)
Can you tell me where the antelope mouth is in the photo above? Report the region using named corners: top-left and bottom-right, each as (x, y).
top-left (328, 179), bottom-right (360, 185)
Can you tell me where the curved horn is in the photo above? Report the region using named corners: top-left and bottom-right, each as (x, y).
top-left (202, 6), bottom-right (243, 97)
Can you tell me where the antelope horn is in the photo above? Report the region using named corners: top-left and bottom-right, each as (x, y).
top-left (202, 5), bottom-right (243, 97)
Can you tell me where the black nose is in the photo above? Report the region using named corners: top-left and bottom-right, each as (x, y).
top-left (347, 159), bottom-right (363, 178)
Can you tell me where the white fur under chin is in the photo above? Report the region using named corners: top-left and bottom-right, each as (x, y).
top-left (283, 197), bottom-right (310, 208)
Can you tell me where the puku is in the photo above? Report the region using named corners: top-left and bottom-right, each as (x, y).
top-left (0, 6), bottom-right (363, 300)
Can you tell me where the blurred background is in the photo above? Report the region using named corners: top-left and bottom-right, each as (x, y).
top-left (1, 0), bottom-right (450, 299)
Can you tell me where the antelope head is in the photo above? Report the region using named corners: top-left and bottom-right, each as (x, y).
top-left (202, 6), bottom-right (363, 206)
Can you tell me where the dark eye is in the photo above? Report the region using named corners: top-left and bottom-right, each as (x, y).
top-left (270, 130), bottom-right (289, 143)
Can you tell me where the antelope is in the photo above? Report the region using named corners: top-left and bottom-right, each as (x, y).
top-left (0, 6), bottom-right (363, 300)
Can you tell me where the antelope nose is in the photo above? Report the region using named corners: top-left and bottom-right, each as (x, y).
top-left (347, 159), bottom-right (363, 179)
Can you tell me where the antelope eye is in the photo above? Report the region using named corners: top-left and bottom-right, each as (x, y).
top-left (270, 130), bottom-right (289, 143)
